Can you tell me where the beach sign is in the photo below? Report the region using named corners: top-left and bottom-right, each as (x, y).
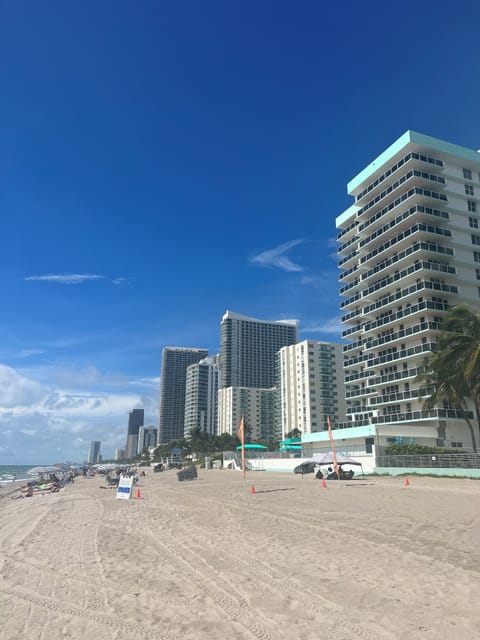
top-left (116, 474), bottom-right (134, 500)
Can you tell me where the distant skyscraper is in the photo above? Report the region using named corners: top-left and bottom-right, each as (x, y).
top-left (159, 347), bottom-right (208, 443)
top-left (218, 311), bottom-right (298, 438)
top-left (115, 448), bottom-right (125, 461)
top-left (88, 440), bottom-right (101, 464)
top-left (125, 408), bottom-right (144, 458)
top-left (276, 340), bottom-right (346, 440)
top-left (137, 426), bottom-right (158, 454)
top-left (219, 311), bottom-right (298, 388)
top-left (184, 355), bottom-right (219, 437)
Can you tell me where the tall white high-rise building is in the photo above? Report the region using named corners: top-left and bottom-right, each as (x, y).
top-left (337, 130), bottom-right (480, 451)
top-left (276, 340), bottom-right (346, 440)
top-left (184, 356), bottom-right (219, 437)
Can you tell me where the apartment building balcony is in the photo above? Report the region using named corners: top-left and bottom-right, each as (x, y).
top-left (359, 224), bottom-right (452, 269)
top-left (353, 151), bottom-right (444, 207)
top-left (360, 280), bottom-right (459, 319)
top-left (358, 202), bottom-right (450, 238)
top-left (338, 249), bottom-right (360, 269)
top-left (340, 278), bottom-right (360, 296)
top-left (338, 234), bottom-right (359, 255)
top-left (361, 300), bottom-right (450, 333)
top-left (342, 324), bottom-right (363, 339)
top-left (341, 308), bottom-right (362, 323)
top-left (364, 341), bottom-right (436, 369)
top-left (345, 387), bottom-right (376, 399)
top-left (368, 389), bottom-right (423, 406)
top-left (358, 207), bottom-right (451, 254)
top-left (342, 338), bottom-right (363, 354)
top-left (360, 262), bottom-right (456, 303)
top-left (337, 217), bottom-right (359, 242)
top-left (371, 408), bottom-right (473, 425)
top-left (340, 263), bottom-right (364, 283)
top-left (362, 321), bottom-right (440, 351)
top-left (360, 241), bottom-right (454, 284)
top-left (355, 171), bottom-right (446, 224)
top-left (367, 366), bottom-right (422, 387)
top-left (345, 370), bottom-right (375, 383)
top-left (340, 292), bottom-right (362, 311)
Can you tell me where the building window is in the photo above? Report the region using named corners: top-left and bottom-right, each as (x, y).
top-left (470, 217), bottom-right (479, 229)
top-left (451, 441), bottom-right (463, 448)
top-left (463, 168), bottom-right (472, 180)
top-left (465, 184), bottom-right (475, 196)
top-left (472, 234), bottom-right (480, 246)
top-left (476, 268), bottom-right (480, 280)
top-left (474, 251), bottom-right (480, 263)
top-left (468, 200), bottom-right (477, 212)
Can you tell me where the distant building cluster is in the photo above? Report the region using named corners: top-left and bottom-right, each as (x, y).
top-left (157, 310), bottom-right (346, 444)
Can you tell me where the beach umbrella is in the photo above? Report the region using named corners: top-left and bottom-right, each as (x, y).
top-left (27, 466), bottom-right (60, 475)
top-left (293, 462), bottom-right (316, 475)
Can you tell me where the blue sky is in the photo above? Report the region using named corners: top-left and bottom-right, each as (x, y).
top-left (1, 1), bottom-right (479, 463)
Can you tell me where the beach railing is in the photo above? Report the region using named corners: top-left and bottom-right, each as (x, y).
top-left (376, 453), bottom-right (480, 469)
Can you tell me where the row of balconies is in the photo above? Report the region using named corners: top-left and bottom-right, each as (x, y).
top-left (341, 260), bottom-right (456, 310)
top-left (355, 240), bottom-right (454, 286)
top-left (343, 320), bottom-right (439, 362)
top-left (336, 407), bottom-right (472, 429)
top-left (344, 338), bottom-right (435, 370)
top-left (354, 151), bottom-right (444, 205)
top-left (355, 170), bottom-right (446, 220)
top-left (359, 223), bottom-right (452, 268)
top-left (358, 202), bottom-right (449, 235)
top-left (341, 300), bottom-right (450, 339)
top-left (360, 280), bottom-right (458, 317)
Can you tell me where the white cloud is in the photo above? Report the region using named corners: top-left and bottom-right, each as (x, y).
top-left (0, 365), bottom-right (45, 407)
top-left (0, 363), bottom-right (158, 464)
top-left (111, 277), bottom-right (129, 285)
top-left (25, 274), bottom-right (105, 285)
top-left (250, 239), bottom-right (305, 272)
top-left (17, 348), bottom-right (47, 358)
top-left (301, 316), bottom-right (343, 335)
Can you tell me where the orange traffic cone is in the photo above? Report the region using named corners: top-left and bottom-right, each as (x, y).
top-left (404, 477), bottom-right (410, 487)
top-left (136, 488), bottom-right (141, 499)
top-left (322, 479), bottom-right (327, 489)
top-left (251, 484), bottom-right (256, 495)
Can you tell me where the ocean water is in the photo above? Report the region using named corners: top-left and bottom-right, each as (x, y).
top-left (0, 465), bottom-right (33, 485)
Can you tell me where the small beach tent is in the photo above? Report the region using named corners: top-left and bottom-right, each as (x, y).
top-left (235, 444), bottom-right (267, 451)
top-left (306, 452), bottom-right (364, 477)
top-left (310, 452), bottom-right (362, 466)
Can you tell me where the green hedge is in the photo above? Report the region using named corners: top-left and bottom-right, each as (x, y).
top-left (384, 444), bottom-right (461, 455)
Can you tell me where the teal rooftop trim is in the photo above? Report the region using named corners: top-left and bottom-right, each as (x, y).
top-left (336, 203), bottom-right (360, 228)
top-left (347, 130), bottom-right (480, 195)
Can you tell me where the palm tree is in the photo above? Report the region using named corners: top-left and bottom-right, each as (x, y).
top-left (416, 304), bottom-right (480, 452)
top-left (417, 352), bottom-right (477, 452)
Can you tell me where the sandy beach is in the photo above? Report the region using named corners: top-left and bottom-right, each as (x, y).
top-left (0, 470), bottom-right (479, 640)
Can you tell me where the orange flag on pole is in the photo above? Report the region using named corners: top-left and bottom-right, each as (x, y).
top-left (237, 416), bottom-right (246, 480)
top-left (327, 416), bottom-right (340, 479)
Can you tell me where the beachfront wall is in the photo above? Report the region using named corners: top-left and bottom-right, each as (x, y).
top-left (376, 467), bottom-right (480, 478)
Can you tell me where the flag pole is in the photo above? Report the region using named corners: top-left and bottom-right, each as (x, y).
top-left (237, 415), bottom-right (246, 482)
top-left (327, 416), bottom-right (340, 479)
